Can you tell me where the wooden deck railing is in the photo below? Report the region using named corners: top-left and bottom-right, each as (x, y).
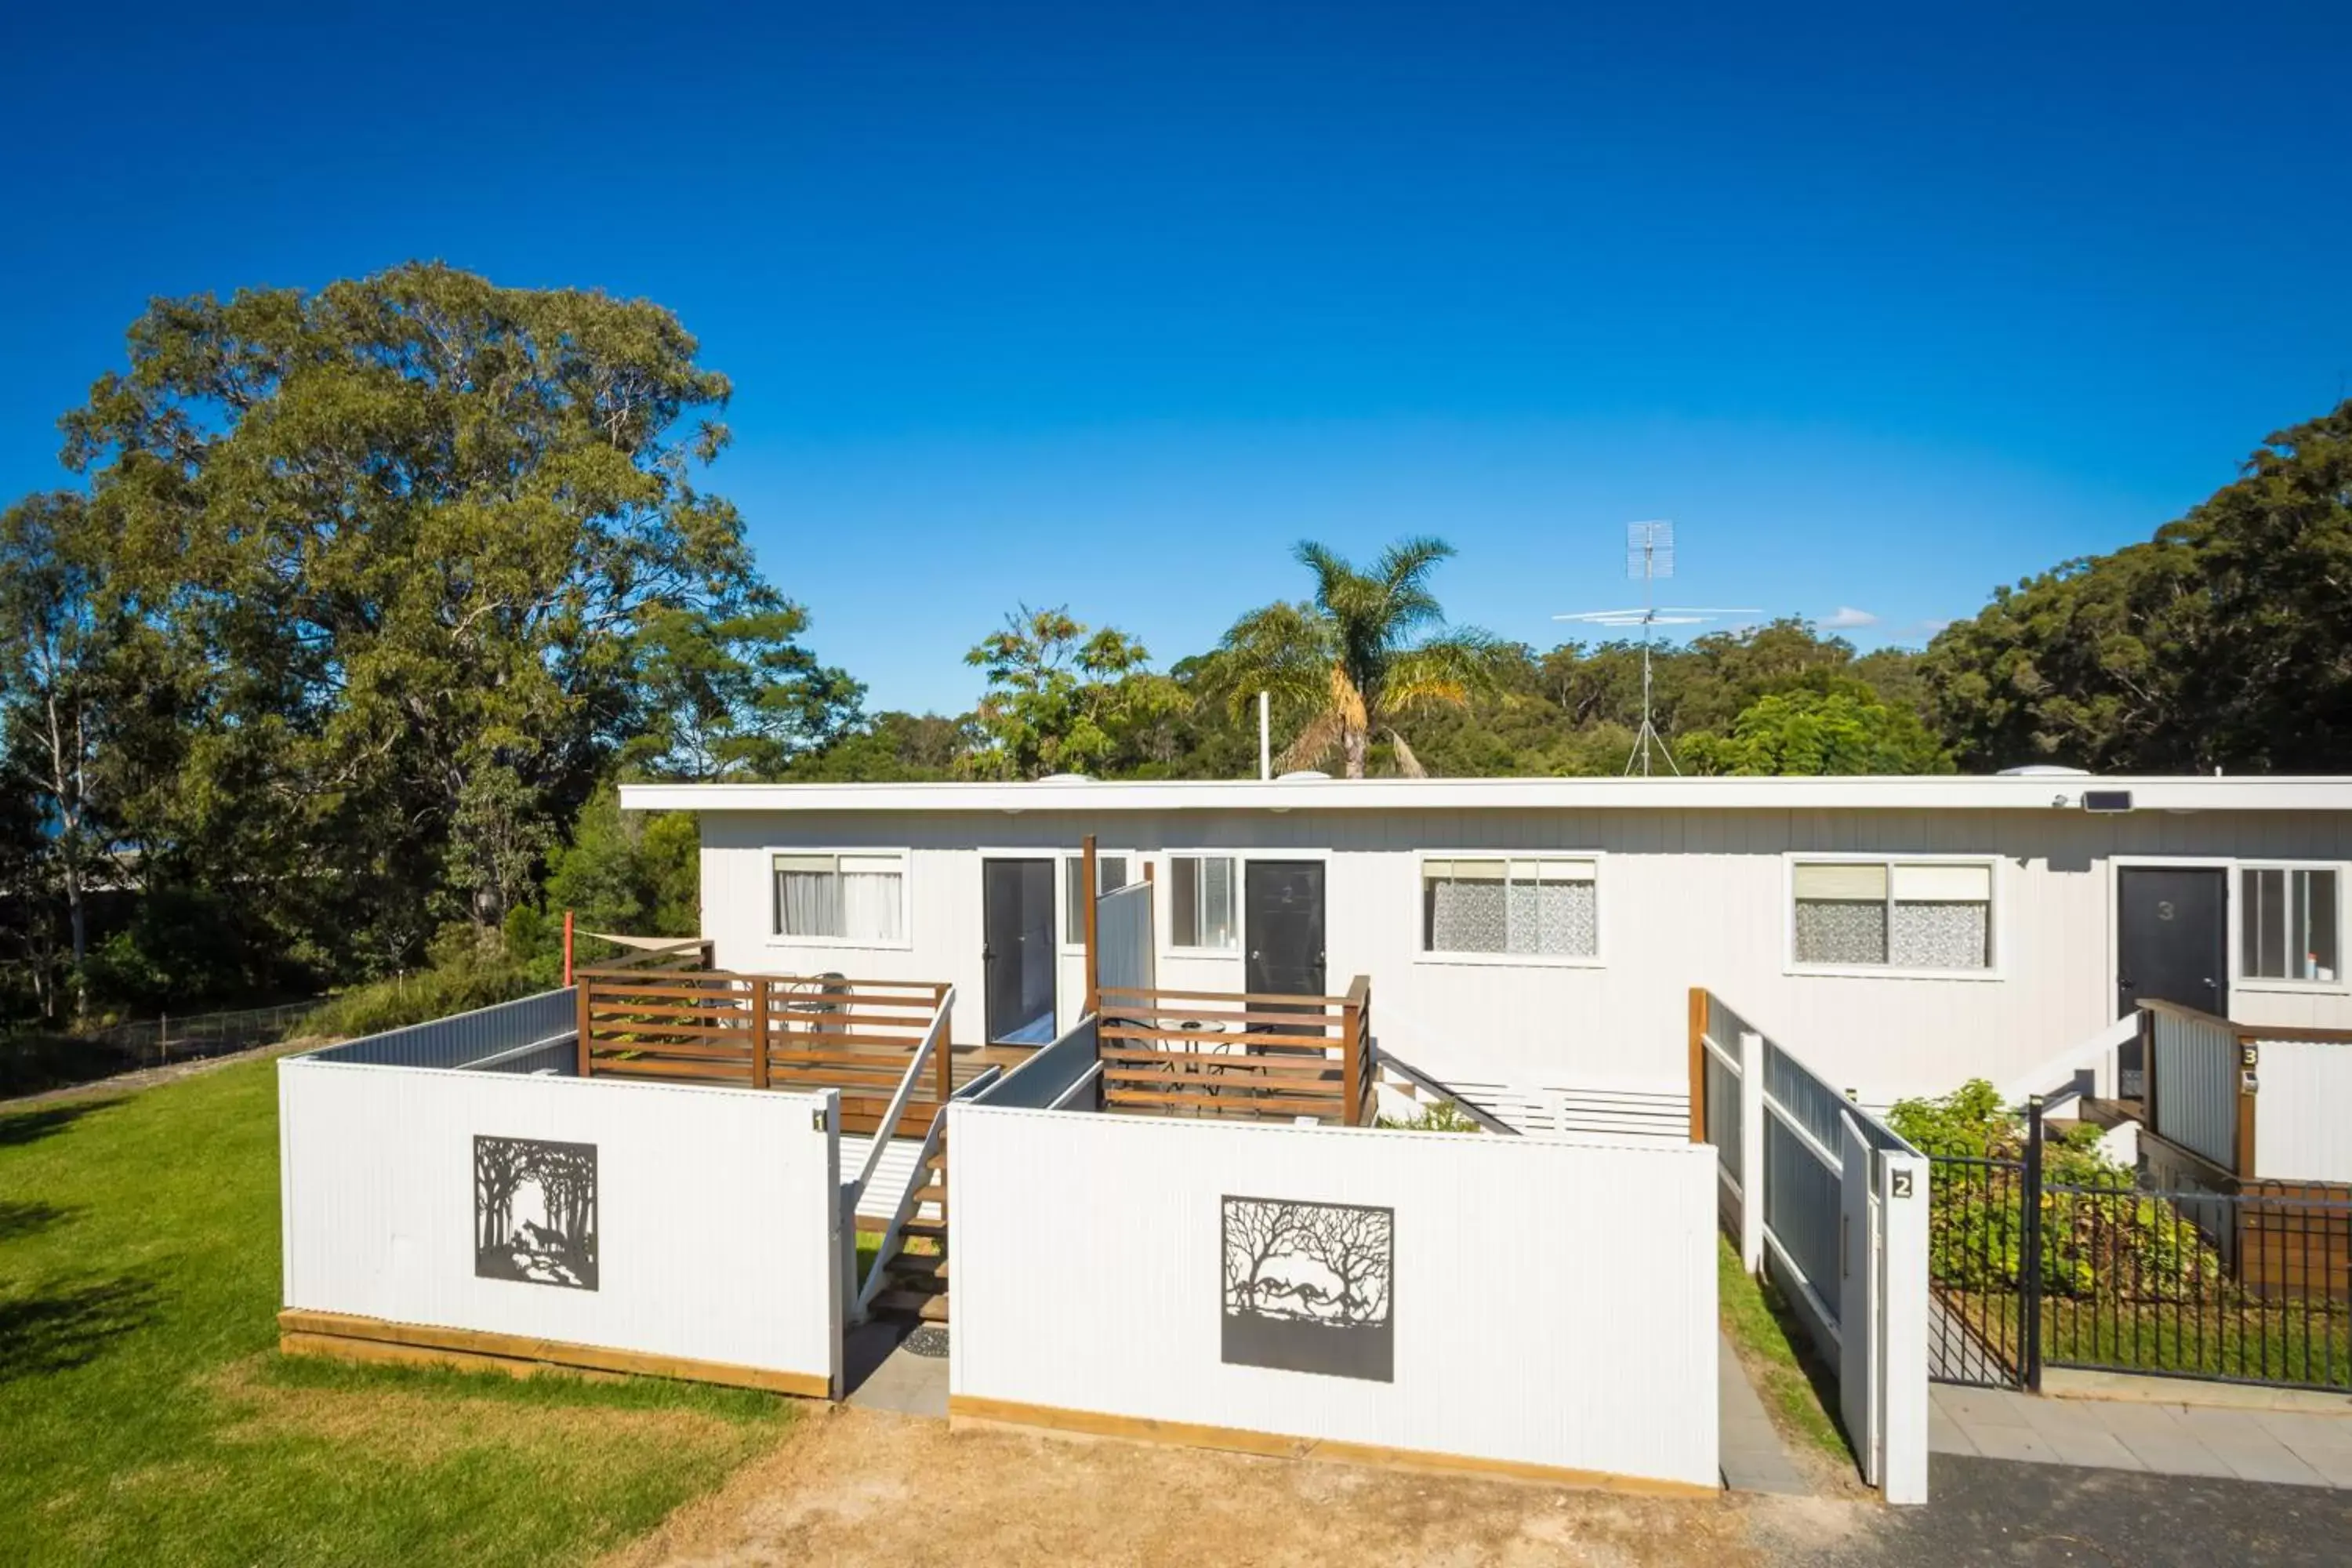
top-left (1095, 975), bottom-right (1372, 1125)
top-left (575, 967), bottom-right (953, 1105)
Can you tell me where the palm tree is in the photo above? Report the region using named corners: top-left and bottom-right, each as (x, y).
top-left (1214, 537), bottom-right (1501, 779)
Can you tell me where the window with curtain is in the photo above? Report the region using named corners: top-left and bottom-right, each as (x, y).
top-left (1170, 855), bottom-right (1237, 949)
top-left (1062, 854), bottom-right (1130, 944)
top-left (1791, 860), bottom-right (1991, 970)
top-left (772, 852), bottom-right (905, 942)
top-left (1422, 858), bottom-right (1597, 957)
top-left (2241, 866), bottom-right (2339, 982)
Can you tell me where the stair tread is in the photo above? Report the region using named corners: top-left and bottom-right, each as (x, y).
top-left (872, 1288), bottom-right (950, 1322)
top-left (902, 1219), bottom-right (949, 1238)
top-left (890, 1254), bottom-right (949, 1279)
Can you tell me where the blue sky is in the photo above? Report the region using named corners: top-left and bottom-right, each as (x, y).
top-left (5, 2), bottom-right (2348, 713)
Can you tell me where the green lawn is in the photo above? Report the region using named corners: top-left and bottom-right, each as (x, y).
top-left (1716, 1234), bottom-right (1852, 1468)
top-left (0, 1058), bottom-right (793, 1568)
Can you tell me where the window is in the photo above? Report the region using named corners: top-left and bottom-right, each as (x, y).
top-left (772, 852), bottom-right (905, 942)
top-left (1791, 859), bottom-right (1991, 971)
top-left (1170, 855), bottom-right (1238, 949)
top-left (2241, 866), bottom-right (2339, 982)
top-left (1422, 858), bottom-right (1597, 958)
top-left (1062, 853), bottom-right (1130, 945)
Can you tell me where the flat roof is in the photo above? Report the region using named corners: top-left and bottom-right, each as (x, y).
top-left (618, 775), bottom-right (2352, 815)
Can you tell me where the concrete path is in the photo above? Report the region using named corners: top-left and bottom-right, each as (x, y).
top-left (1931, 1382), bottom-right (2352, 1488)
top-left (842, 1318), bottom-right (948, 1419)
top-left (1773, 1452), bottom-right (2352, 1568)
top-left (1716, 1331), bottom-right (1812, 1495)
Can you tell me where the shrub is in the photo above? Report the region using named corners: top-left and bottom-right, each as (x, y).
top-left (306, 924), bottom-right (540, 1039)
top-left (1377, 1099), bottom-right (1483, 1133)
top-left (1890, 1078), bottom-right (2221, 1301)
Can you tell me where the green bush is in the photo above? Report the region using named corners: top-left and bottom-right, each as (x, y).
top-left (1377, 1099), bottom-right (1483, 1133)
top-left (1890, 1078), bottom-right (2221, 1301)
top-left (307, 925), bottom-right (541, 1039)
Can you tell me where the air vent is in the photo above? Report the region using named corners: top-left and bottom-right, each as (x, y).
top-left (2082, 789), bottom-right (2134, 813)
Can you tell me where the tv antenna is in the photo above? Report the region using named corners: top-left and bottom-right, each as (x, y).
top-left (1555, 521), bottom-right (1759, 777)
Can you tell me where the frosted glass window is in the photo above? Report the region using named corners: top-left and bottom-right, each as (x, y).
top-left (1424, 858), bottom-right (1596, 957)
top-left (1170, 855), bottom-right (1237, 949)
top-left (775, 852), bottom-right (904, 942)
top-left (1794, 859), bottom-right (1991, 970)
top-left (2242, 867), bottom-right (2339, 982)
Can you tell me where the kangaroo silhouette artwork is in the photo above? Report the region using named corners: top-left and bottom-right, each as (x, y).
top-left (1221, 1196), bottom-right (1393, 1381)
top-left (474, 1136), bottom-right (598, 1290)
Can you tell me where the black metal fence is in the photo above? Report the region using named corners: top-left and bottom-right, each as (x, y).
top-left (1926, 1105), bottom-right (2352, 1393)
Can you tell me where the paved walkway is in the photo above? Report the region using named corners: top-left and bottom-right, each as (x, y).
top-left (842, 1318), bottom-right (948, 1418)
top-left (1716, 1331), bottom-right (1811, 1495)
top-left (1931, 1382), bottom-right (2352, 1488)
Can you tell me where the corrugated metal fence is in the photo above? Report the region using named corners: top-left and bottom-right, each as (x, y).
top-left (304, 988), bottom-right (578, 1071)
top-left (1094, 882), bottom-right (1155, 996)
top-left (2150, 1004), bottom-right (2240, 1171)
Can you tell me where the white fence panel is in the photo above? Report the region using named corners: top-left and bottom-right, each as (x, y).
top-left (1095, 881), bottom-right (1155, 996)
top-left (280, 1059), bottom-right (841, 1393)
top-left (1697, 993), bottom-right (1927, 1504)
top-left (949, 1106), bottom-right (1719, 1493)
top-left (1446, 1080), bottom-right (1690, 1145)
top-left (2150, 1007), bottom-right (2239, 1170)
top-left (2252, 1038), bottom-right (2352, 1182)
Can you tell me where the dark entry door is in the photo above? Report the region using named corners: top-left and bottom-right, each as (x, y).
top-left (1245, 861), bottom-right (1327, 999)
top-left (2118, 866), bottom-right (2228, 1019)
top-left (982, 858), bottom-right (1057, 1044)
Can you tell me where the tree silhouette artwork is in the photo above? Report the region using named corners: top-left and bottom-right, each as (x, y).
top-left (1220, 1196), bottom-right (1393, 1381)
top-left (474, 1136), bottom-right (598, 1290)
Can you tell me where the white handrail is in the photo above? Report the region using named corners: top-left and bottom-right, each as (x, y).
top-left (1998, 1011), bottom-right (2140, 1106)
top-left (851, 984), bottom-right (956, 1200)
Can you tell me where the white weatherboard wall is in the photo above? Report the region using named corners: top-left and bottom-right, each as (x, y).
top-left (279, 1060), bottom-right (842, 1391)
top-left (947, 1106), bottom-right (1719, 1491)
top-left (2253, 1039), bottom-right (2352, 1183)
top-left (691, 804), bottom-right (2352, 1113)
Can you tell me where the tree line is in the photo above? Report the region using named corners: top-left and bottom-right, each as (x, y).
top-left (5, 263), bottom-right (2347, 1028)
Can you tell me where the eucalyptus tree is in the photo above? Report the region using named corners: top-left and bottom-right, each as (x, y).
top-left (56, 263), bottom-right (832, 967)
top-left (0, 492), bottom-right (140, 1007)
top-left (1210, 538), bottom-right (1503, 778)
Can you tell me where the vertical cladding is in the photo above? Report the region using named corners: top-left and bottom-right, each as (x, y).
top-left (280, 1062), bottom-right (840, 1381)
top-left (689, 806), bottom-right (2352, 1109)
top-left (948, 1106), bottom-right (1720, 1490)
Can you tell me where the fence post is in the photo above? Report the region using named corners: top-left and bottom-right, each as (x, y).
top-left (2021, 1095), bottom-right (2045, 1393)
top-left (575, 978), bottom-right (592, 1080)
top-left (1686, 988), bottom-right (1707, 1142)
top-left (751, 977), bottom-right (771, 1091)
top-left (1738, 1029), bottom-right (1766, 1274)
top-left (935, 985), bottom-right (953, 1106)
top-left (1879, 1149), bottom-right (1931, 1504)
top-left (1341, 982), bottom-right (1365, 1127)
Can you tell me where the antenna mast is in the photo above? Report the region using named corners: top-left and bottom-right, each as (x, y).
top-left (1554, 521), bottom-right (1759, 778)
top-left (1628, 521), bottom-right (1672, 777)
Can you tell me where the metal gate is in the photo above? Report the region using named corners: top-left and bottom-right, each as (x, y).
top-left (1926, 1129), bottom-right (2044, 1391)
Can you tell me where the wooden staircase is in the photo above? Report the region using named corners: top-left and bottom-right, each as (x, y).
top-left (868, 1136), bottom-right (951, 1323)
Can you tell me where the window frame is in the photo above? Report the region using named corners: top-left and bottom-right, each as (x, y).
top-left (1412, 849), bottom-right (1606, 970)
top-left (2235, 860), bottom-right (2346, 991)
top-left (1058, 849), bottom-right (1134, 953)
top-left (764, 846), bottom-right (914, 951)
top-left (1782, 851), bottom-right (2003, 982)
top-left (1164, 852), bottom-right (1242, 954)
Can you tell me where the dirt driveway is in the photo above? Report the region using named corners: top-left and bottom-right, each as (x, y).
top-left (604, 1406), bottom-right (1864, 1568)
